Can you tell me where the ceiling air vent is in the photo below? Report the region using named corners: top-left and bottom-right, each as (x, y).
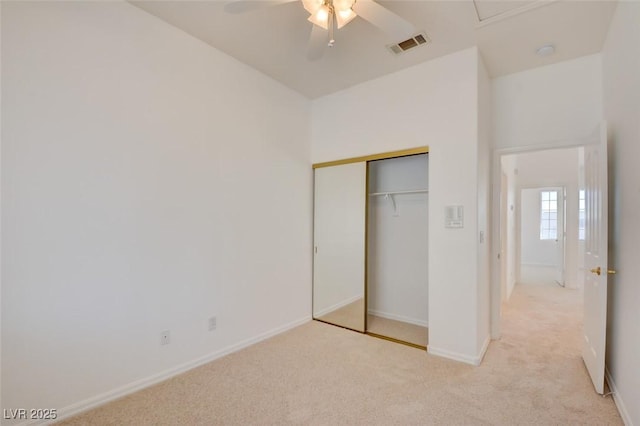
top-left (388, 33), bottom-right (430, 55)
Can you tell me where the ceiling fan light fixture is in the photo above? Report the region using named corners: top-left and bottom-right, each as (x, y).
top-left (307, 5), bottom-right (331, 29)
top-left (333, 0), bottom-right (355, 12)
top-left (302, 0), bottom-right (324, 14)
top-left (335, 8), bottom-right (357, 29)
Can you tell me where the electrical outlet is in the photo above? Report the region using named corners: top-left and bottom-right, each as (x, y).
top-left (208, 316), bottom-right (217, 331)
top-left (160, 330), bottom-right (171, 345)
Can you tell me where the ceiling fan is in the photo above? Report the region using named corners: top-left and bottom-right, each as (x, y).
top-left (224, 0), bottom-right (417, 60)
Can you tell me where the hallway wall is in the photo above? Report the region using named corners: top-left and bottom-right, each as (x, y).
top-left (602, 2), bottom-right (640, 424)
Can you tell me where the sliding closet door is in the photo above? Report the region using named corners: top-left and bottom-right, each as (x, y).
top-left (313, 162), bottom-right (366, 332)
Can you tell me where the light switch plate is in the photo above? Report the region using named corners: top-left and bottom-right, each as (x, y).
top-left (445, 205), bottom-right (463, 228)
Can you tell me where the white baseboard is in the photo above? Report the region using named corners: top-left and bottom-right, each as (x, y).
top-left (23, 316), bottom-right (311, 426)
top-left (367, 309), bottom-right (428, 328)
top-left (428, 335), bottom-right (491, 367)
top-left (314, 294), bottom-right (362, 318)
top-left (605, 367), bottom-right (634, 426)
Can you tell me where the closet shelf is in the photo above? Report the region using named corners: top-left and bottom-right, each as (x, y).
top-left (369, 189), bottom-right (428, 216)
top-left (369, 189), bottom-right (428, 196)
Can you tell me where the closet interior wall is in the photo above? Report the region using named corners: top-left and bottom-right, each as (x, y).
top-left (367, 154), bottom-right (429, 346)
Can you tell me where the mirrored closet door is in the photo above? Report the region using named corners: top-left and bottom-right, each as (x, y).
top-left (312, 148), bottom-right (428, 348)
top-left (312, 162), bottom-right (366, 332)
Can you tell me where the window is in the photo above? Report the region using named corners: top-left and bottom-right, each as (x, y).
top-left (578, 189), bottom-right (586, 240)
top-left (540, 190), bottom-right (557, 240)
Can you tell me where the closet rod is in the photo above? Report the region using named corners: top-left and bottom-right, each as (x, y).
top-left (369, 189), bottom-right (429, 196)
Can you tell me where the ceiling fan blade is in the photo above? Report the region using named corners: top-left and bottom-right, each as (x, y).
top-left (307, 24), bottom-right (327, 61)
top-left (352, 0), bottom-right (415, 41)
top-left (224, 0), bottom-right (297, 15)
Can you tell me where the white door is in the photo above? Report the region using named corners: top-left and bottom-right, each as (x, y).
top-left (582, 122), bottom-right (609, 394)
top-left (500, 173), bottom-right (508, 300)
top-left (313, 162), bottom-right (367, 332)
top-left (555, 188), bottom-right (566, 286)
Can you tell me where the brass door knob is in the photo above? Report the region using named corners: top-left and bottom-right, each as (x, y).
top-left (589, 267), bottom-right (617, 276)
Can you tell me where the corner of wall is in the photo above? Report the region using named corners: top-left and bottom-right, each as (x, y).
top-left (602, 2), bottom-right (640, 425)
top-left (0, 0), bottom-right (3, 413)
top-left (477, 46), bottom-right (493, 356)
top-left (428, 332), bottom-right (490, 366)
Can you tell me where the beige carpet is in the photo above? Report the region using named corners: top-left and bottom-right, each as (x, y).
top-left (315, 298), bottom-right (365, 332)
top-left (367, 315), bottom-right (428, 348)
top-left (59, 283), bottom-right (621, 425)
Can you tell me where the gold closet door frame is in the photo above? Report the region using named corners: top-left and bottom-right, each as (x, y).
top-left (312, 147), bottom-right (430, 169)
top-left (312, 146), bottom-right (429, 349)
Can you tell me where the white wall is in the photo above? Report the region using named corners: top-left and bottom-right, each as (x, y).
top-left (368, 155), bottom-right (428, 326)
top-left (0, 1), bottom-right (3, 409)
top-left (493, 54), bottom-right (603, 150)
top-left (602, 2), bottom-right (640, 424)
top-left (312, 47), bottom-right (487, 364)
top-left (516, 148), bottom-right (581, 187)
top-left (1, 1), bottom-right (311, 422)
top-left (476, 54), bottom-right (491, 357)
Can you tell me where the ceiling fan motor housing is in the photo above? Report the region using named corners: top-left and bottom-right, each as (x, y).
top-left (303, 0), bottom-right (357, 30)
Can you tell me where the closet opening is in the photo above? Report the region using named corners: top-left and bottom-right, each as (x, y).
top-left (366, 154), bottom-right (429, 348)
top-left (311, 147), bottom-right (429, 350)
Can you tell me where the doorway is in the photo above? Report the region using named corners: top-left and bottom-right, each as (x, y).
top-left (492, 146), bottom-right (585, 347)
top-left (491, 124), bottom-right (610, 395)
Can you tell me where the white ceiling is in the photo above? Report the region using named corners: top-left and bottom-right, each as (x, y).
top-left (131, 0), bottom-right (617, 98)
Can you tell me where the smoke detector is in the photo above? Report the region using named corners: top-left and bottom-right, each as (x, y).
top-left (536, 44), bottom-right (555, 57)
